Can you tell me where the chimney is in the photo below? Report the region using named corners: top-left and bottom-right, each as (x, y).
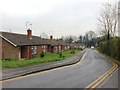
top-left (50, 35), bottom-right (53, 40)
top-left (27, 28), bottom-right (32, 39)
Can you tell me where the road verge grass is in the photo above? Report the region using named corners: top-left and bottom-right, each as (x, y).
top-left (96, 48), bottom-right (120, 65)
top-left (2, 49), bottom-right (80, 69)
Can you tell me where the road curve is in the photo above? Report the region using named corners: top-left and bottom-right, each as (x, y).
top-left (2, 49), bottom-right (113, 88)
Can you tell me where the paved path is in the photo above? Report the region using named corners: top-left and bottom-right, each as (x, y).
top-left (2, 49), bottom-right (115, 88)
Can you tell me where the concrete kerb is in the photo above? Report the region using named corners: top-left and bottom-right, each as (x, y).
top-left (96, 50), bottom-right (120, 66)
top-left (2, 49), bottom-right (87, 81)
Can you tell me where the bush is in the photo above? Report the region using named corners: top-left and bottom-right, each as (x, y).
top-left (40, 51), bottom-right (45, 58)
top-left (59, 52), bottom-right (62, 58)
top-left (57, 52), bottom-right (60, 54)
top-left (80, 48), bottom-right (83, 51)
top-left (70, 50), bottom-right (75, 54)
top-left (98, 37), bottom-right (120, 60)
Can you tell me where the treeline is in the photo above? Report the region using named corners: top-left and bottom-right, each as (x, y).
top-left (96, 1), bottom-right (120, 61)
top-left (98, 36), bottom-right (120, 60)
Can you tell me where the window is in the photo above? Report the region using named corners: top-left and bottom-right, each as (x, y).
top-left (31, 46), bottom-right (37, 55)
top-left (42, 45), bottom-right (46, 52)
top-left (59, 45), bottom-right (61, 50)
top-left (54, 46), bottom-right (57, 51)
top-left (42, 45), bottom-right (46, 49)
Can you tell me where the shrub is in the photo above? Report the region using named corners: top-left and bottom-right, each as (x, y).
top-left (57, 52), bottom-right (60, 54)
top-left (40, 51), bottom-right (45, 58)
top-left (70, 50), bottom-right (75, 54)
top-left (80, 48), bottom-right (83, 51)
top-left (59, 52), bottom-right (62, 58)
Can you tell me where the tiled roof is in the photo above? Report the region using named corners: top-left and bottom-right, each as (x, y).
top-left (0, 32), bottom-right (66, 46)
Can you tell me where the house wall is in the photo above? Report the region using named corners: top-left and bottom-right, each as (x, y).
top-left (21, 45), bottom-right (49, 59)
top-left (2, 38), bottom-right (19, 60)
top-left (1, 36), bottom-right (70, 60)
top-left (21, 46), bottom-right (27, 58)
top-left (42, 45), bottom-right (48, 53)
top-left (36, 45), bottom-right (49, 56)
top-left (47, 45), bottom-right (50, 53)
top-left (52, 45), bottom-right (64, 52)
top-left (21, 46), bottom-right (32, 59)
top-left (61, 45), bottom-right (65, 51)
top-left (36, 46), bottom-right (42, 56)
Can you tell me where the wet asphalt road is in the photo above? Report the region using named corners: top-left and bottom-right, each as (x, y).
top-left (2, 49), bottom-right (113, 88)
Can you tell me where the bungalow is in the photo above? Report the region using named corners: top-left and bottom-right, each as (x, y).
top-left (69, 43), bottom-right (81, 49)
top-left (0, 29), bottom-right (70, 60)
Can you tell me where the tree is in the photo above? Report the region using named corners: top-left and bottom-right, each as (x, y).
top-left (84, 31), bottom-right (96, 47)
top-left (118, 38), bottom-right (120, 60)
top-left (97, 3), bottom-right (117, 37)
top-left (65, 36), bottom-right (73, 44)
top-left (97, 2), bottom-right (117, 55)
top-left (118, 1), bottom-right (120, 60)
top-left (40, 32), bottom-right (48, 39)
top-left (78, 35), bottom-right (83, 44)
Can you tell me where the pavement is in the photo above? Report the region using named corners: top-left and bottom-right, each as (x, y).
top-left (2, 49), bottom-right (116, 88)
top-left (2, 49), bottom-right (86, 81)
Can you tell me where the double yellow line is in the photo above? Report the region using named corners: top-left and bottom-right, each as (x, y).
top-left (85, 62), bottom-right (118, 90)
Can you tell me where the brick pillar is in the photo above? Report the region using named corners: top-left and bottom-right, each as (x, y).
top-left (27, 46), bottom-right (32, 59)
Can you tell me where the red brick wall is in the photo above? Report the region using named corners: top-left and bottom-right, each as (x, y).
top-left (47, 45), bottom-right (51, 53)
top-left (62, 45), bottom-right (65, 51)
top-left (36, 45), bottom-right (49, 56)
top-left (2, 38), bottom-right (19, 60)
top-left (21, 46), bottom-right (27, 58)
top-left (36, 46), bottom-right (42, 56)
top-left (21, 46), bottom-right (32, 59)
top-left (28, 46), bottom-right (32, 59)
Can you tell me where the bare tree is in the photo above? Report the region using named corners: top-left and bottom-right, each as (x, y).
top-left (40, 32), bottom-right (48, 39)
top-left (97, 2), bottom-right (118, 37)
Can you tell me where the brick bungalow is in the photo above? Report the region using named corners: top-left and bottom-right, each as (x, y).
top-left (49, 36), bottom-right (68, 53)
top-left (69, 43), bottom-right (81, 49)
top-left (0, 29), bottom-right (70, 60)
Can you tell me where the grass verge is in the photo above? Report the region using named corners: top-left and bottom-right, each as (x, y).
top-left (1, 49), bottom-right (80, 69)
top-left (96, 48), bottom-right (120, 65)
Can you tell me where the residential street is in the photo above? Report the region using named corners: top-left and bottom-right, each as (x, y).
top-left (2, 49), bottom-right (116, 88)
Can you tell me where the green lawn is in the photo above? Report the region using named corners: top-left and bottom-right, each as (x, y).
top-left (1, 49), bottom-right (80, 69)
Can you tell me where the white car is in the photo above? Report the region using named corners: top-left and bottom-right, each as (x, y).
top-left (91, 46), bottom-right (94, 50)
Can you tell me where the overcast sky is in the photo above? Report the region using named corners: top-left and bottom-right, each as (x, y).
top-left (0, 0), bottom-right (117, 38)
